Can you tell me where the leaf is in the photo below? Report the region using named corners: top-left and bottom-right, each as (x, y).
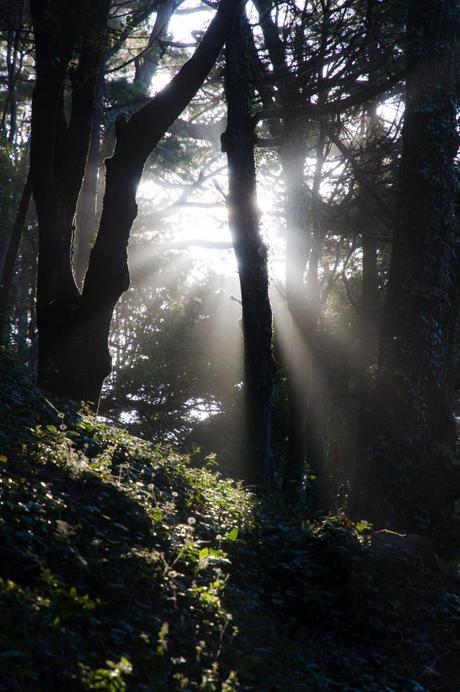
top-left (226, 527), bottom-right (238, 542)
top-left (356, 520), bottom-right (371, 533)
top-left (0, 454), bottom-right (7, 463)
top-left (151, 508), bottom-right (163, 523)
top-left (199, 547), bottom-right (209, 561)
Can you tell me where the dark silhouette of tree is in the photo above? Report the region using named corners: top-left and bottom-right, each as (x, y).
top-left (223, 8), bottom-right (274, 489)
top-left (0, 171), bottom-right (31, 339)
top-left (29, 0), bottom-right (242, 409)
top-left (351, 0), bottom-right (460, 531)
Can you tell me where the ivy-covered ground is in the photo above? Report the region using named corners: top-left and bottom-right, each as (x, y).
top-left (1, 348), bottom-right (460, 691)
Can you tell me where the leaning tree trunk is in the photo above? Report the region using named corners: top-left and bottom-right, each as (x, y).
top-left (30, 0), bottom-right (242, 409)
top-left (351, 0), bottom-right (460, 531)
top-left (223, 10), bottom-right (274, 490)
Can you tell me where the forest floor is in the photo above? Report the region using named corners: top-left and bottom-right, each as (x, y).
top-left (1, 349), bottom-right (460, 691)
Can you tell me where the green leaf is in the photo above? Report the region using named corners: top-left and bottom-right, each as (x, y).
top-left (151, 508), bottom-right (163, 523)
top-left (226, 527), bottom-right (238, 542)
top-left (356, 520), bottom-right (371, 533)
top-left (0, 454), bottom-right (7, 463)
top-left (199, 547), bottom-right (209, 561)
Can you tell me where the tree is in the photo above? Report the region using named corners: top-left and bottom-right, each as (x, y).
top-left (0, 172), bottom-right (32, 339)
top-left (351, 0), bottom-right (460, 530)
top-left (29, 0), bottom-right (242, 409)
top-left (222, 9), bottom-right (274, 488)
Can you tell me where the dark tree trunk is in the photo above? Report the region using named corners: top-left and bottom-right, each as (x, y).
top-left (223, 11), bottom-right (274, 490)
top-left (360, 232), bottom-right (378, 377)
top-left (31, 0), bottom-right (242, 408)
top-left (0, 172), bottom-right (32, 340)
top-left (30, 0), bottom-right (112, 401)
top-left (351, 0), bottom-right (460, 531)
top-left (359, 2), bottom-right (383, 400)
top-left (358, 104), bottom-right (381, 412)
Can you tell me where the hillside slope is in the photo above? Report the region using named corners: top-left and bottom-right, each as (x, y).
top-left (1, 349), bottom-right (460, 691)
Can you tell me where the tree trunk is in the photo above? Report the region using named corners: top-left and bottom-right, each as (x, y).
top-left (351, 0), bottom-right (460, 531)
top-left (359, 2), bottom-right (384, 403)
top-left (223, 11), bottom-right (274, 490)
top-left (360, 231), bottom-right (378, 379)
top-left (30, 0), bottom-right (112, 400)
top-left (0, 172), bottom-right (32, 340)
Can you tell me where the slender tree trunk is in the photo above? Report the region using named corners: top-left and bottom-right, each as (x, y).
top-left (359, 2), bottom-right (383, 401)
top-left (0, 172), bottom-right (32, 340)
top-left (357, 105), bottom-right (381, 440)
top-left (223, 10), bottom-right (274, 490)
top-left (351, 0), bottom-right (460, 531)
top-left (360, 233), bottom-right (378, 378)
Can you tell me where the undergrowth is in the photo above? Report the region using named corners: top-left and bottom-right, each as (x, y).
top-left (1, 348), bottom-right (460, 691)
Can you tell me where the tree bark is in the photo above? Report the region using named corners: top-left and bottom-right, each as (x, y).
top-left (223, 10), bottom-right (274, 490)
top-left (351, 0), bottom-right (460, 531)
